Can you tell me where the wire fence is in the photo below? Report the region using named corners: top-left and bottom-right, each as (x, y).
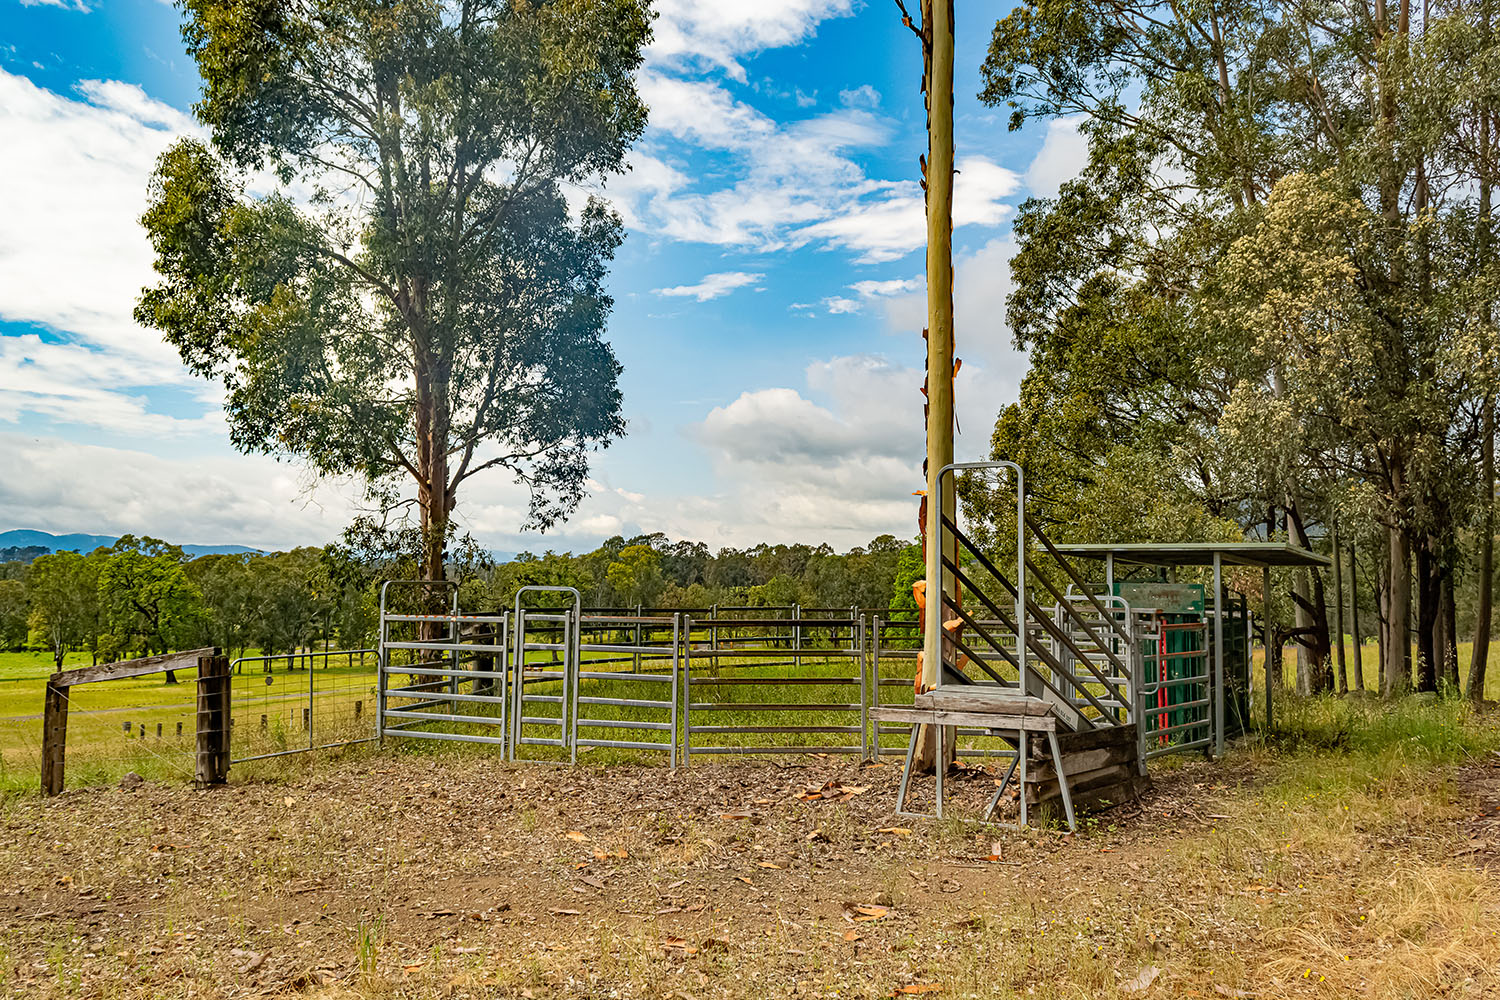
top-left (230, 649), bottom-right (379, 763)
top-left (1, 664), bottom-right (201, 794)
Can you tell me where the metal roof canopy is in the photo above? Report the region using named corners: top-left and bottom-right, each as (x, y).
top-left (1052, 541), bottom-right (1327, 747)
top-left (1052, 542), bottom-right (1330, 569)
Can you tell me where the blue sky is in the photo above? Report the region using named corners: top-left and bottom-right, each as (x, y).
top-left (0, 0), bottom-right (1084, 554)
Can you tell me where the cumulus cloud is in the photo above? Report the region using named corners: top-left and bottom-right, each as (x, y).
top-left (676, 355), bottom-right (929, 545)
top-left (0, 71), bottom-right (189, 367)
top-left (1024, 116), bottom-right (1088, 199)
top-left (793, 156), bottom-right (1020, 263)
top-left (838, 84), bottom-right (880, 108)
top-left (881, 238), bottom-right (1025, 363)
top-left (654, 270), bottom-right (764, 301)
top-left (614, 76), bottom-right (1019, 263)
top-left (849, 277), bottom-right (920, 298)
top-left (646, 0), bottom-right (856, 81)
top-left (0, 433), bottom-right (363, 549)
top-left (0, 70), bottom-right (214, 437)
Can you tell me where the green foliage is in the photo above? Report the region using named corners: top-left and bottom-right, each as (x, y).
top-left (137, 0), bottom-right (654, 578)
top-left (26, 550), bottom-right (102, 669)
top-left (97, 537), bottom-right (205, 663)
top-left (980, 1), bottom-right (1500, 695)
top-left (0, 581), bottom-right (26, 652)
top-left (464, 534), bottom-right (913, 614)
top-left (605, 545), bottom-right (665, 607)
top-left (888, 542), bottom-right (923, 614)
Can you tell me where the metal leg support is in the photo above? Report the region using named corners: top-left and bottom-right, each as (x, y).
top-left (894, 727), bottom-right (919, 816)
top-left (1047, 729), bottom-right (1076, 832)
top-left (935, 725), bottom-right (945, 820)
top-left (983, 741), bottom-right (1020, 822)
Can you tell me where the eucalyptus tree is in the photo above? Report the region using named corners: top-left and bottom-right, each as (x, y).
top-left (27, 550), bottom-right (103, 669)
top-left (982, 0), bottom-right (1500, 696)
top-left (138, 0), bottom-right (652, 589)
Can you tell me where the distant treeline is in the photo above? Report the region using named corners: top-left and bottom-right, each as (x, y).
top-left (0, 533), bottom-right (921, 671)
top-left (457, 533), bottom-right (920, 615)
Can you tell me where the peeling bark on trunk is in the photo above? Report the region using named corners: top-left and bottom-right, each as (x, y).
top-left (1473, 397), bottom-right (1495, 703)
top-left (1385, 524), bottom-right (1411, 696)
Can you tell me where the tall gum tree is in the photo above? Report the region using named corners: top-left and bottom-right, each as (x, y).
top-left (138, 0), bottom-right (652, 588)
top-left (981, 1), bottom-right (1500, 696)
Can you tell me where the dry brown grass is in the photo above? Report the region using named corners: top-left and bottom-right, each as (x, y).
top-left (0, 698), bottom-right (1497, 999)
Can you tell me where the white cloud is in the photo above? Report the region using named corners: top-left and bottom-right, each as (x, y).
top-left (679, 355), bottom-right (927, 545)
top-left (0, 433), bottom-right (362, 549)
top-left (838, 84), bottom-right (880, 108)
top-left (1024, 116), bottom-right (1088, 199)
top-left (647, 0), bottom-right (856, 81)
top-left (0, 69), bottom-right (212, 436)
top-left (850, 278), bottom-right (920, 298)
top-left (654, 270), bottom-right (764, 302)
top-left (0, 71), bottom-right (190, 368)
top-left (794, 156), bottom-right (1020, 263)
top-left (823, 296), bottom-right (859, 314)
top-left (617, 75), bottom-right (1019, 263)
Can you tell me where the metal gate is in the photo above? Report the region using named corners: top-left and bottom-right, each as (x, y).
top-left (509, 587), bottom-right (579, 761)
top-left (378, 580), bottom-right (511, 747)
top-left (571, 613), bottom-right (680, 765)
top-left (682, 613), bottom-right (868, 759)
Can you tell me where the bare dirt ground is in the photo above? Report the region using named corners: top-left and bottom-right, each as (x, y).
top-left (1, 744), bottom-right (1498, 999)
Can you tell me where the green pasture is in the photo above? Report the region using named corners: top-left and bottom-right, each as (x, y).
top-left (0, 648), bottom-right (380, 795)
top-left (7, 624), bottom-right (1500, 796)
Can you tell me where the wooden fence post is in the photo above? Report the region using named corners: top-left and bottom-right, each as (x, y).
top-left (41, 680), bottom-right (67, 796)
top-left (196, 653), bottom-right (230, 788)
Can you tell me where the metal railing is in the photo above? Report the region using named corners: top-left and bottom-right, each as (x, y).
top-left (230, 648), bottom-right (378, 763)
top-left (369, 596), bottom-right (1239, 769)
top-left (682, 613), bottom-right (868, 760)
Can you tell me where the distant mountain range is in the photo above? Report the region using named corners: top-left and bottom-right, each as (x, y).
top-left (0, 529), bottom-right (262, 560)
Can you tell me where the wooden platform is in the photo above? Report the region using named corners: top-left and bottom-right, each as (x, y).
top-left (1020, 724), bottom-right (1146, 811)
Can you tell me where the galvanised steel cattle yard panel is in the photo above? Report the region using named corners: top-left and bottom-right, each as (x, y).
top-left (570, 613), bottom-right (680, 765)
top-left (371, 594), bottom-right (1244, 767)
top-left (681, 613), bottom-right (869, 760)
top-left (378, 579), bottom-right (512, 748)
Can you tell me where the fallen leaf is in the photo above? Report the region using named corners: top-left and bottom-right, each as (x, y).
top-left (565, 831), bottom-right (590, 843)
top-left (550, 909), bottom-right (582, 916)
top-left (849, 904), bottom-right (889, 922)
top-left (1121, 966), bottom-right (1161, 994)
top-left (757, 862), bottom-right (783, 870)
top-left (878, 827), bottom-right (912, 836)
top-left (735, 876), bottom-right (754, 885)
top-left (896, 985), bottom-right (942, 995)
top-left (842, 929), bottom-right (861, 942)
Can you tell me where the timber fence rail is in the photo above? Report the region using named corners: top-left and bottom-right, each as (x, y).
top-left (38, 648), bottom-right (228, 796)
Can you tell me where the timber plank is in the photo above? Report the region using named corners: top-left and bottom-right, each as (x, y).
top-left (1024, 743), bottom-right (1136, 783)
top-left (914, 688), bottom-right (1054, 716)
top-left (1038, 723), bottom-right (1136, 757)
top-left (1025, 763), bottom-right (1137, 805)
top-left (50, 648), bottom-right (217, 688)
top-left (869, 706), bottom-right (1056, 732)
